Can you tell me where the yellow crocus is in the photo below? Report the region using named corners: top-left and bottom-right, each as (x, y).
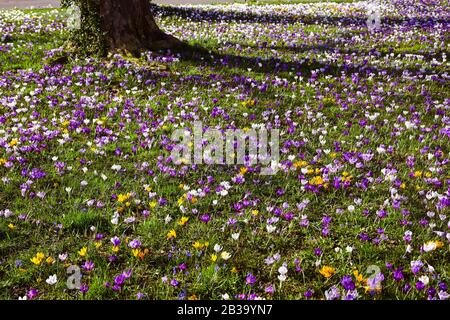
top-left (30, 256), bottom-right (42, 266)
top-left (78, 247), bottom-right (87, 257)
top-left (167, 229), bottom-right (176, 240)
top-left (319, 266), bottom-right (336, 278)
top-left (132, 249), bottom-right (140, 258)
top-left (8, 139), bottom-right (18, 147)
top-left (309, 176), bottom-right (324, 185)
top-left (178, 216), bottom-right (189, 226)
top-left (193, 241), bottom-right (204, 250)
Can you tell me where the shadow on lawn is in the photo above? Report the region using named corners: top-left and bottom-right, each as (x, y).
top-left (147, 4), bottom-right (447, 78)
top-left (169, 41), bottom-right (439, 80)
top-left (150, 4), bottom-right (450, 27)
top-left (221, 41), bottom-right (450, 62)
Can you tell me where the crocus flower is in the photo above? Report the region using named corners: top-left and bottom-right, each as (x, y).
top-left (304, 289), bottom-right (313, 299)
top-left (416, 281), bottom-right (425, 291)
top-left (319, 266), bottom-right (336, 278)
top-left (111, 236), bottom-right (121, 247)
top-left (393, 268), bottom-right (404, 281)
top-left (278, 265), bottom-right (288, 282)
top-left (438, 291), bottom-right (450, 300)
top-left (343, 290), bottom-right (358, 300)
top-left (265, 285), bottom-right (274, 294)
top-left (128, 239), bottom-right (142, 249)
top-left (366, 272), bottom-right (384, 293)
top-left (27, 289), bottom-right (39, 300)
top-left (411, 260), bottom-right (424, 274)
top-left (80, 284), bottom-right (89, 294)
top-left (136, 292), bottom-right (145, 300)
top-left (325, 286), bottom-right (340, 300)
top-left (341, 275), bottom-right (356, 290)
top-left (82, 261), bottom-right (94, 271)
top-left (45, 274), bottom-right (57, 285)
top-left (245, 273), bottom-right (256, 286)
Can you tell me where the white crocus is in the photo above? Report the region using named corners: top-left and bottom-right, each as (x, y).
top-left (419, 275), bottom-right (429, 285)
top-left (221, 251), bottom-right (231, 260)
top-left (46, 274), bottom-right (58, 285)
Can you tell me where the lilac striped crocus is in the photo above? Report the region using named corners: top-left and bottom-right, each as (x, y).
top-left (128, 239), bottom-right (141, 249)
top-left (325, 286), bottom-right (340, 300)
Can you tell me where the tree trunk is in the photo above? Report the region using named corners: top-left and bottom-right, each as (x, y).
top-left (98, 0), bottom-right (182, 54)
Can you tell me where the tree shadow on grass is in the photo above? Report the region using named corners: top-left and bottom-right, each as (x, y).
top-left (146, 4), bottom-right (447, 80)
top-left (220, 41), bottom-right (450, 62)
top-left (150, 4), bottom-right (450, 27)
top-left (168, 41), bottom-right (442, 81)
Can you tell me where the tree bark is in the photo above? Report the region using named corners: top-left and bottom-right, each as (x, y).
top-left (98, 0), bottom-right (182, 54)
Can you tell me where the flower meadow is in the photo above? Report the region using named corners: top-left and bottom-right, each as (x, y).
top-left (0, 0), bottom-right (449, 300)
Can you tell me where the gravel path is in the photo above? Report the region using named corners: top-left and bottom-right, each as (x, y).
top-left (0, 0), bottom-right (233, 9)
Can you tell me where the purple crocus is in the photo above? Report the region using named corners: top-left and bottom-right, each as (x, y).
top-left (111, 236), bottom-right (121, 247)
top-left (136, 292), bottom-right (145, 300)
top-left (27, 289), bottom-right (39, 300)
top-left (114, 274), bottom-right (125, 286)
top-left (245, 273), bottom-right (256, 286)
top-left (82, 260), bottom-right (95, 271)
top-left (112, 285), bottom-right (121, 292)
top-left (122, 269), bottom-right (132, 279)
top-left (79, 284), bottom-right (89, 295)
top-left (428, 287), bottom-right (436, 298)
top-left (170, 279), bottom-right (179, 287)
top-left (341, 275), bottom-right (356, 290)
top-left (304, 289), bottom-right (314, 299)
top-left (403, 283), bottom-right (412, 294)
top-left (416, 281), bottom-right (426, 291)
top-left (393, 268), bottom-right (404, 281)
top-left (265, 285), bottom-right (274, 294)
top-left (411, 260), bottom-right (424, 274)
